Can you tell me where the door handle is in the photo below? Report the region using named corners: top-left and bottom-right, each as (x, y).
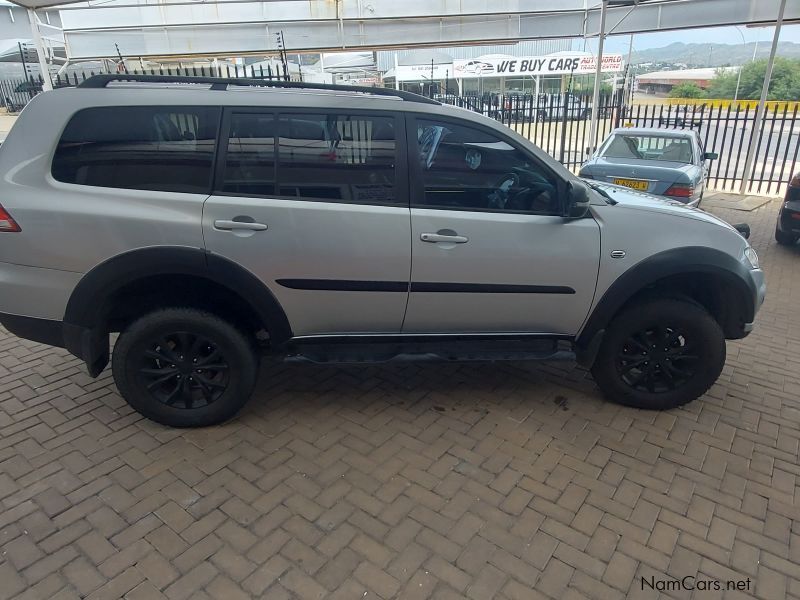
top-left (420, 232), bottom-right (468, 244)
top-left (214, 219), bottom-right (268, 231)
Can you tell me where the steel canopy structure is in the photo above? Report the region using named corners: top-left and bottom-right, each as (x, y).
top-left (6, 0), bottom-right (798, 61)
top-left (3, 0), bottom-right (796, 190)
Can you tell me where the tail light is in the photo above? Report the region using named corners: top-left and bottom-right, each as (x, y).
top-left (0, 203), bottom-right (20, 232)
top-left (664, 183), bottom-right (694, 199)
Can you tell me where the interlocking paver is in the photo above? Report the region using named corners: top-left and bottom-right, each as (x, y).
top-left (0, 198), bottom-right (798, 598)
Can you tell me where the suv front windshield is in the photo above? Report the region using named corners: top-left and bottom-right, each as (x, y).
top-left (600, 134), bottom-right (693, 164)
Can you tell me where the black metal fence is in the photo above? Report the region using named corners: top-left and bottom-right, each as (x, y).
top-left (437, 92), bottom-right (622, 171)
top-left (1, 71), bottom-right (797, 195)
top-left (0, 63), bottom-right (291, 113)
top-left (438, 91), bottom-right (800, 196)
top-left (622, 102), bottom-right (799, 196)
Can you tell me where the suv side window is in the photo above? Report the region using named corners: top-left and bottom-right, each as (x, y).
top-left (415, 118), bottom-right (559, 214)
top-left (52, 106), bottom-right (220, 194)
top-left (221, 112), bottom-right (276, 197)
top-left (276, 113), bottom-right (397, 205)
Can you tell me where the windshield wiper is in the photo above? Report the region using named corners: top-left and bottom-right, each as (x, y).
top-left (585, 181), bottom-right (617, 205)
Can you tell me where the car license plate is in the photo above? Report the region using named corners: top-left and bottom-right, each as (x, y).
top-left (613, 178), bottom-right (649, 191)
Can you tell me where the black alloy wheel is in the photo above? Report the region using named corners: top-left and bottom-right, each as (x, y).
top-left (136, 331), bottom-right (230, 409)
top-left (591, 298), bottom-right (726, 410)
top-left (112, 308), bottom-right (258, 427)
top-left (616, 325), bottom-right (699, 393)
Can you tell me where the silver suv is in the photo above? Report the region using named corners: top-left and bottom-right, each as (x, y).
top-left (0, 75), bottom-right (766, 427)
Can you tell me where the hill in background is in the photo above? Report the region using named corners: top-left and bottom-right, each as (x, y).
top-left (629, 41), bottom-right (800, 68)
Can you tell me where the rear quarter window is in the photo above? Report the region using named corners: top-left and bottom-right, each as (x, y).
top-left (52, 106), bottom-right (221, 194)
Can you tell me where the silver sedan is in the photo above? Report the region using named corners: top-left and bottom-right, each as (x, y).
top-left (579, 127), bottom-right (717, 207)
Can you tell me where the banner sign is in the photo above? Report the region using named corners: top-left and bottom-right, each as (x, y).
top-left (453, 54), bottom-right (624, 78)
top-left (395, 63), bottom-right (453, 82)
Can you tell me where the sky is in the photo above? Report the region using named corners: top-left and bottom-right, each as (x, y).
top-left (597, 23), bottom-right (800, 54)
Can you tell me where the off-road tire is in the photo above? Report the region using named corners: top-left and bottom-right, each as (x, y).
top-left (591, 299), bottom-right (725, 410)
top-left (112, 308), bottom-right (258, 427)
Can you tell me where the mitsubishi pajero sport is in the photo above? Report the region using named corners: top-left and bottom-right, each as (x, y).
top-left (0, 75), bottom-right (766, 426)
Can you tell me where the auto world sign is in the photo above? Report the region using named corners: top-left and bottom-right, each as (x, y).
top-left (453, 54), bottom-right (624, 78)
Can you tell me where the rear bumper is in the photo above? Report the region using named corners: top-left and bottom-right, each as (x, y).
top-left (0, 260), bottom-right (82, 321)
top-left (777, 192), bottom-right (800, 233)
top-left (0, 262), bottom-right (108, 375)
top-left (0, 312), bottom-right (64, 348)
top-left (778, 211), bottom-right (800, 235)
top-left (0, 312), bottom-right (109, 377)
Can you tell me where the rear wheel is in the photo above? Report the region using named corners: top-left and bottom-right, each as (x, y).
top-left (112, 308), bottom-right (258, 427)
top-left (775, 225), bottom-right (798, 246)
top-left (591, 299), bottom-right (725, 410)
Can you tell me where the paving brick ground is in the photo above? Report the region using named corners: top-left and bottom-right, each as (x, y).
top-left (1, 198), bottom-right (799, 600)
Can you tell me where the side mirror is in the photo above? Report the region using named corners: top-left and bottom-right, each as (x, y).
top-left (564, 180), bottom-right (591, 219)
top-left (704, 151), bottom-right (719, 160)
top-left (585, 146), bottom-right (593, 156)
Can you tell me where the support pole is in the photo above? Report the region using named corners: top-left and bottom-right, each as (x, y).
top-left (625, 33), bottom-right (634, 105)
top-left (739, 0), bottom-right (786, 195)
top-left (27, 8), bottom-right (52, 91)
top-left (18, 42), bottom-right (29, 84)
top-left (586, 0), bottom-right (608, 157)
top-left (394, 53), bottom-right (400, 90)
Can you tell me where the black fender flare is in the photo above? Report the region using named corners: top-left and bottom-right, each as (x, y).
top-left (63, 246), bottom-right (293, 375)
top-left (576, 246), bottom-right (756, 363)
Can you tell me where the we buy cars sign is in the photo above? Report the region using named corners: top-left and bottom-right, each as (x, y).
top-left (453, 54), bottom-right (623, 78)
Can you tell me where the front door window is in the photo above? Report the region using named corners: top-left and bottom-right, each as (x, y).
top-left (416, 119), bottom-right (560, 214)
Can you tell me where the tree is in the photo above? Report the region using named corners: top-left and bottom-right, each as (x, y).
top-left (668, 82), bottom-right (706, 99)
top-left (706, 58), bottom-right (800, 100)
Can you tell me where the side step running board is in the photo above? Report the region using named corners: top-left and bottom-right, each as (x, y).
top-left (284, 338), bottom-right (575, 365)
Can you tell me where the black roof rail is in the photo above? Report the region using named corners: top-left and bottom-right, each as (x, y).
top-left (77, 74), bottom-right (441, 105)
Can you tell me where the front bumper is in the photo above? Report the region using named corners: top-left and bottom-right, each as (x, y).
top-left (742, 267), bottom-right (767, 337)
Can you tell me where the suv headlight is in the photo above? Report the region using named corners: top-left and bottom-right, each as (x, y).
top-left (744, 246), bottom-right (760, 269)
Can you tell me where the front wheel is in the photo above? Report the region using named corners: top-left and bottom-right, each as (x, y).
top-left (112, 308), bottom-right (259, 427)
top-left (591, 299), bottom-right (725, 410)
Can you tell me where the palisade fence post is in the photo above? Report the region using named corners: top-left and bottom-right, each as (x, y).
top-left (775, 105), bottom-right (798, 194)
top-left (765, 105), bottom-right (788, 194)
top-left (559, 90), bottom-right (569, 164)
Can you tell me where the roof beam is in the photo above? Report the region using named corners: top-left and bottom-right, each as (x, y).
top-left (8, 0), bottom-right (798, 59)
